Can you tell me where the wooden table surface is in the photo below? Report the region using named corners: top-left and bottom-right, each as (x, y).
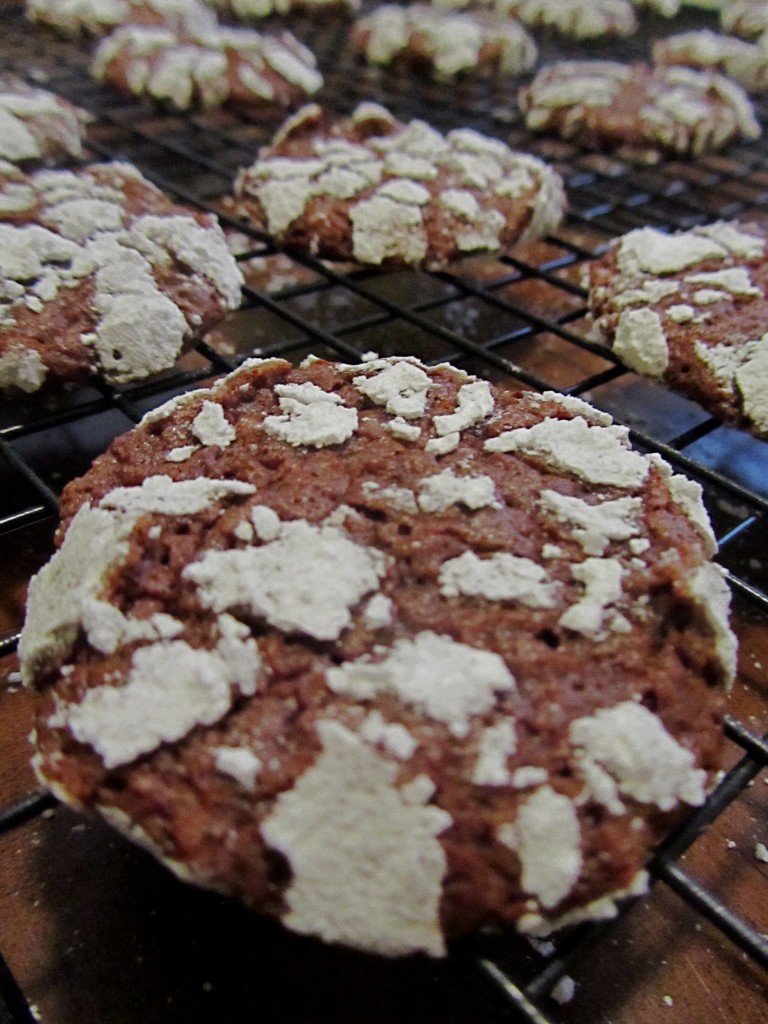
top-left (0, 0), bottom-right (767, 1021)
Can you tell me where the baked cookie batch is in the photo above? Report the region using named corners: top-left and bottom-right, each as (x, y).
top-left (8, 0), bottom-right (763, 961)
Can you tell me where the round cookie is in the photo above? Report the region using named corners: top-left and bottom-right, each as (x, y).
top-left (233, 102), bottom-right (566, 270)
top-left (0, 161), bottom-right (243, 394)
top-left (92, 24), bottom-right (323, 113)
top-left (26, 0), bottom-right (218, 36)
top-left (349, 5), bottom-right (537, 80)
top-left (519, 61), bottom-right (761, 162)
top-left (496, 0), bottom-right (636, 40)
top-left (22, 355), bottom-right (733, 956)
top-left (589, 220), bottom-right (768, 438)
top-left (0, 73), bottom-right (89, 167)
top-left (653, 30), bottom-right (768, 93)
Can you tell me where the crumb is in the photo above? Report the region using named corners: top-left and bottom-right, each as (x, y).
top-left (726, 839), bottom-right (737, 849)
top-left (663, 995), bottom-right (674, 1007)
top-left (528, 936), bottom-right (556, 957)
top-left (551, 975), bottom-right (576, 1004)
top-left (755, 842), bottom-right (768, 863)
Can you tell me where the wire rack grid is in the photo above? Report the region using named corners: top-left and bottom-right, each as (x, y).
top-left (0, 3), bottom-right (767, 1023)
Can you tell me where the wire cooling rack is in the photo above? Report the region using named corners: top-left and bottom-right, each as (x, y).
top-left (0, 3), bottom-right (767, 1023)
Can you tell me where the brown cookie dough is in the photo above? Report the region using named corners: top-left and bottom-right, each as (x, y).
top-left (497, 0), bottom-right (636, 39)
top-left (653, 29), bottom-right (768, 93)
top-left (233, 102), bottom-right (566, 270)
top-left (589, 221), bottom-right (768, 437)
top-left (349, 4), bottom-right (537, 80)
top-left (25, 0), bottom-right (218, 36)
top-left (21, 354), bottom-right (732, 957)
top-left (92, 23), bottom-right (323, 112)
top-left (0, 161), bottom-right (243, 394)
top-left (0, 73), bottom-right (90, 168)
top-left (519, 61), bottom-right (761, 162)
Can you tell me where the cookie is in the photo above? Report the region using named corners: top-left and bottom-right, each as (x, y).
top-left (21, 354), bottom-right (733, 956)
top-left (721, 0), bottom-right (768, 39)
top-left (349, 4), bottom-right (536, 80)
top-left (519, 61), bottom-right (761, 162)
top-left (589, 220), bottom-right (768, 438)
top-left (92, 24), bottom-right (323, 112)
top-left (653, 30), bottom-right (768, 93)
top-left (0, 73), bottom-right (89, 167)
top-left (233, 102), bottom-right (566, 270)
top-left (0, 161), bottom-right (243, 394)
top-left (26, 0), bottom-right (218, 36)
top-left (205, 0), bottom-right (360, 18)
top-left (496, 0), bottom-right (636, 40)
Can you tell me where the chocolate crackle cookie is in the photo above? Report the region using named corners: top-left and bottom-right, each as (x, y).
top-left (0, 74), bottom-right (89, 168)
top-left (26, 0), bottom-right (218, 36)
top-left (21, 354), bottom-right (734, 956)
top-left (349, 5), bottom-right (537, 80)
top-left (519, 61), bottom-right (761, 162)
top-left (653, 30), bottom-right (768, 93)
top-left (92, 24), bottom-right (323, 113)
top-left (589, 220), bottom-right (768, 438)
top-left (0, 161), bottom-right (242, 395)
top-left (496, 0), bottom-right (636, 40)
top-left (233, 102), bottom-right (565, 269)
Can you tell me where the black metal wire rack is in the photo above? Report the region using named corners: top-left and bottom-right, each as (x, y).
top-left (0, 3), bottom-right (767, 1023)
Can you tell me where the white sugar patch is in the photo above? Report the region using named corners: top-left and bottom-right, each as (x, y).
top-left (433, 380), bottom-right (494, 437)
top-left (485, 417), bottom-right (649, 490)
top-left (260, 719), bottom-right (451, 956)
top-left (438, 550), bottom-right (557, 607)
top-left (263, 382), bottom-right (357, 448)
top-left (359, 710), bottom-right (417, 760)
top-left (499, 786), bottom-right (582, 910)
top-left (570, 701), bottom-right (707, 813)
top-left (327, 631), bottom-right (515, 737)
top-left (539, 491), bottom-right (642, 556)
top-left (100, 474), bottom-right (255, 515)
top-left (65, 616), bottom-right (260, 768)
top-left (185, 519), bottom-right (387, 641)
top-left (214, 746), bottom-right (262, 790)
top-left (472, 720), bottom-right (517, 786)
top-left (688, 563), bottom-right (737, 684)
top-left (192, 400), bottom-right (236, 448)
top-left (354, 361), bottom-right (433, 419)
top-left (559, 557), bottom-right (624, 637)
top-left (19, 504), bottom-right (138, 684)
top-left (417, 469), bottom-right (500, 513)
